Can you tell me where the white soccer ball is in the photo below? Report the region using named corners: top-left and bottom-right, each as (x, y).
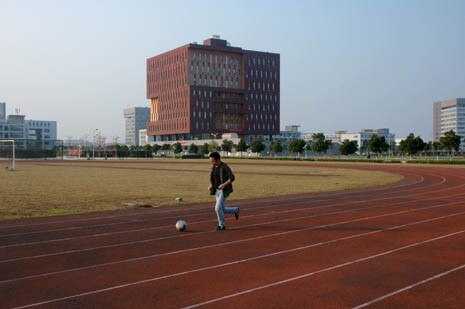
top-left (176, 220), bottom-right (186, 232)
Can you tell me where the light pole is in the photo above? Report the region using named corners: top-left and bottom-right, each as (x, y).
top-left (93, 129), bottom-right (99, 160)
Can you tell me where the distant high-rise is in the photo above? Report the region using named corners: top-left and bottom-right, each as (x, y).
top-left (0, 102), bottom-right (5, 122)
top-left (433, 98), bottom-right (465, 149)
top-left (124, 107), bottom-right (150, 146)
top-left (146, 36), bottom-right (280, 142)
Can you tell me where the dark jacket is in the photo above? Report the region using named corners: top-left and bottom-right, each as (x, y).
top-left (210, 162), bottom-right (235, 197)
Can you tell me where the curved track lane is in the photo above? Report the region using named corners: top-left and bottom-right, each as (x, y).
top-left (1, 163), bottom-right (464, 308)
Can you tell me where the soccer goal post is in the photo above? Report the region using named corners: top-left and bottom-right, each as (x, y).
top-left (0, 139), bottom-right (15, 171)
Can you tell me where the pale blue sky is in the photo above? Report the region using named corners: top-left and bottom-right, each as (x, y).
top-left (1, 0), bottom-right (464, 141)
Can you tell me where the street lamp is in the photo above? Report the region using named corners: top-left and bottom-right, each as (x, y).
top-left (93, 129), bottom-right (99, 160)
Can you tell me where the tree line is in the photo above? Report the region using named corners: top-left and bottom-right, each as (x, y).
top-left (100, 129), bottom-right (462, 158)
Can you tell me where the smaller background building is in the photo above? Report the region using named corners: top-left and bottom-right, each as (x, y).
top-left (124, 107), bottom-right (150, 146)
top-left (433, 98), bottom-right (465, 150)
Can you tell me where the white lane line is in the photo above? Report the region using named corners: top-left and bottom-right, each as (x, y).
top-left (0, 172), bottom-right (452, 249)
top-left (181, 229), bottom-right (465, 309)
top-left (12, 214), bottom-right (465, 309)
top-left (0, 220), bottom-right (145, 238)
top-left (3, 200), bottom-right (465, 288)
top-left (0, 183), bottom-right (465, 263)
top-left (0, 174), bottom-right (458, 259)
top-left (352, 263), bottom-right (465, 309)
top-left (0, 171), bottom-right (425, 231)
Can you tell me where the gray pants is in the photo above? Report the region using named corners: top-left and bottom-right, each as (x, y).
top-left (215, 189), bottom-right (238, 227)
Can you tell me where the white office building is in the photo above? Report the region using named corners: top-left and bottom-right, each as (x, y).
top-left (139, 129), bottom-right (155, 146)
top-left (433, 98), bottom-right (465, 150)
top-left (323, 128), bottom-right (395, 152)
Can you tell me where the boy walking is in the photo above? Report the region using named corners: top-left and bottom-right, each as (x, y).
top-left (208, 152), bottom-right (239, 230)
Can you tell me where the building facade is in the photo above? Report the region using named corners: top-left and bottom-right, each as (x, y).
top-left (146, 36), bottom-right (280, 142)
top-left (321, 128), bottom-right (396, 152)
top-left (124, 107), bottom-right (150, 146)
top-left (273, 125), bottom-right (301, 144)
top-left (0, 115), bottom-right (25, 146)
top-left (0, 102), bottom-right (5, 122)
top-left (24, 120), bottom-right (58, 149)
top-left (138, 129), bottom-right (155, 146)
top-left (0, 102), bottom-right (58, 149)
top-left (433, 98), bottom-right (465, 150)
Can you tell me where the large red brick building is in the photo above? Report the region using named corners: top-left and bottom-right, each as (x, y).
top-left (146, 36), bottom-right (280, 142)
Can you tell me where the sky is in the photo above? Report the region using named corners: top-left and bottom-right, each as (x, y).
top-left (1, 0), bottom-right (465, 141)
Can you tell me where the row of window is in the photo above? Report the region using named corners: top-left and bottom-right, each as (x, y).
top-left (192, 75), bottom-right (240, 85)
top-left (157, 89), bottom-right (189, 103)
top-left (148, 77), bottom-right (186, 93)
top-left (158, 110), bottom-right (188, 120)
top-left (248, 103), bottom-right (277, 112)
top-left (248, 81), bottom-right (277, 92)
top-left (248, 113), bottom-right (278, 122)
top-left (148, 65), bottom-right (186, 81)
top-left (247, 56), bottom-right (277, 68)
top-left (192, 78), bottom-right (239, 88)
top-left (195, 121), bottom-right (211, 131)
top-left (192, 89), bottom-right (212, 97)
top-left (148, 51), bottom-right (187, 71)
top-left (158, 101), bottom-right (187, 112)
top-left (191, 53), bottom-right (240, 66)
top-left (195, 100), bottom-right (211, 109)
top-left (246, 69), bottom-right (278, 80)
top-left (190, 64), bottom-right (240, 75)
top-left (246, 93), bottom-right (279, 103)
top-left (248, 123), bottom-right (277, 132)
top-left (153, 120), bottom-right (188, 132)
top-left (193, 111), bottom-right (211, 120)
top-left (29, 122), bottom-right (52, 127)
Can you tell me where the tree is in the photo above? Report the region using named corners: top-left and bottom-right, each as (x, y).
top-left (236, 139), bottom-right (249, 152)
top-left (289, 139), bottom-right (307, 155)
top-left (250, 140), bottom-right (265, 153)
top-left (368, 134), bottom-right (389, 155)
top-left (221, 139), bottom-right (234, 152)
top-left (432, 141), bottom-right (442, 151)
top-left (208, 140), bottom-right (219, 153)
top-left (440, 130), bottom-right (461, 155)
top-left (152, 144), bottom-right (161, 154)
top-left (188, 143), bottom-right (199, 154)
top-left (339, 139), bottom-right (358, 156)
top-left (270, 141), bottom-right (283, 155)
top-left (117, 145), bottom-right (129, 158)
top-left (398, 133), bottom-right (426, 157)
top-left (311, 133), bottom-right (329, 155)
top-left (172, 142), bottom-right (183, 156)
top-left (161, 144), bottom-right (171, 151)
top-left (143, 144), bottom-right (153, 157)
top-left (200, 143), bottom-right (209, 155)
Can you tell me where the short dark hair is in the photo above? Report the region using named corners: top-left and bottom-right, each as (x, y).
top-left (209, 152), bottom-right (221, 160)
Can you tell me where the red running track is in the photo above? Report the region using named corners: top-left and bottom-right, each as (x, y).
top-left (1, 163), bottom-right (465, 308)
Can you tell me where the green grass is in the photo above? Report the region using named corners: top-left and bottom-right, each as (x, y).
top-left (0, 159), bottom-right (403, 220)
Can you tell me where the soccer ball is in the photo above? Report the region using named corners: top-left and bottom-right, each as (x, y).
top-left (176, 220), bottom-right (186, 232)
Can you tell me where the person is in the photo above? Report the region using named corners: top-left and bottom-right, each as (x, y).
top-left (208, 152), bottom-right (239, 230)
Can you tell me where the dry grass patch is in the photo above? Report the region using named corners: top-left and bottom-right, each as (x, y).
top-left (0, 160), bottom-right (402, 220)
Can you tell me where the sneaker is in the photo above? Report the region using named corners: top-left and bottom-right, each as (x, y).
top-left (235, 208), bottom-right (240, 220)
top-left (216, 225), bottom-right (226, 231)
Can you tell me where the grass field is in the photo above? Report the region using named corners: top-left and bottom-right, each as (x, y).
top-left (0, 159), bottom-right (403, 220)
